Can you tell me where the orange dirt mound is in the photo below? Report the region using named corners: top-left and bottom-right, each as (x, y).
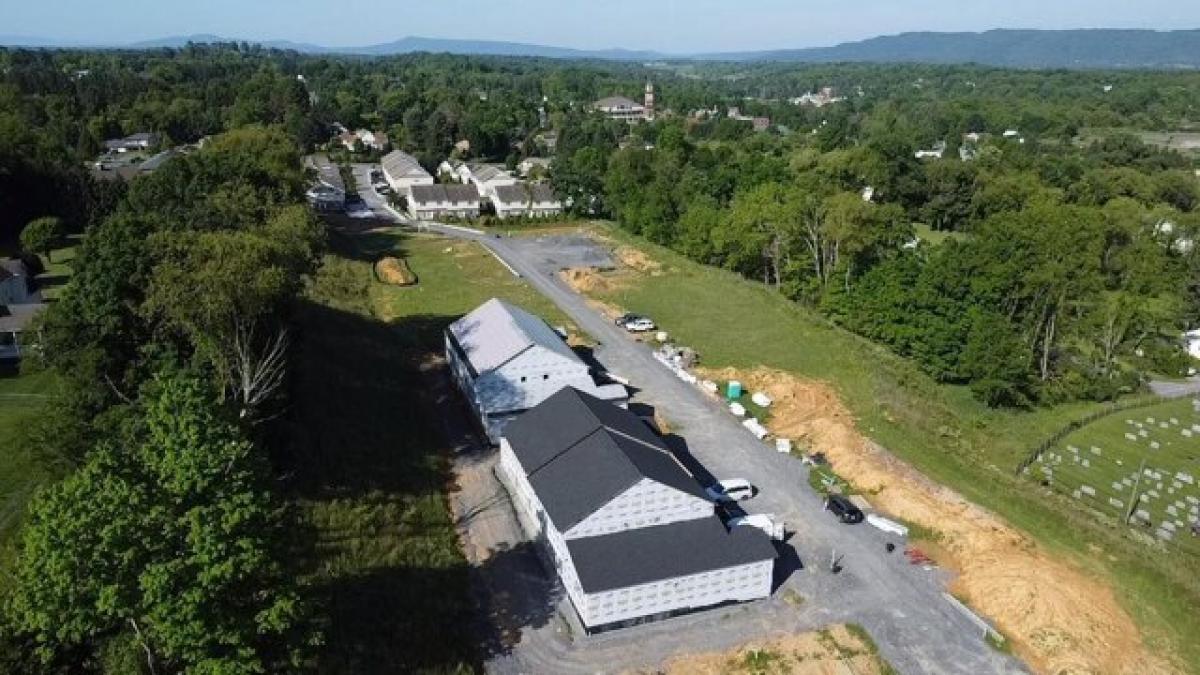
top-left (696, 366), bottom-right (1176, 675)
top-left (375, 256), bottom-right (416, 285)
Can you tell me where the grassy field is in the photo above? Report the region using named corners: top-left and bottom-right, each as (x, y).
top-left (912, 223), bottom-right (968, 246)
top-left (1035, 397), bottom-right (1200, 554)
top-left (289, 224), bottom-right (575, 673)
top-left (1078, 127), bottom-right (1200, 156)
top-left (577, 225), bottom-right (1200, 670)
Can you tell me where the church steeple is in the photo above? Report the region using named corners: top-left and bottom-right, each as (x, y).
top-left (644, 81), bottom-right (655, 121)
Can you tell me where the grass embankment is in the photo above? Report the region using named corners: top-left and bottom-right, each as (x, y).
top-left (581, 226), bottom-right (1200, 671)
top-left (290, 225), bottom-right (571, 673)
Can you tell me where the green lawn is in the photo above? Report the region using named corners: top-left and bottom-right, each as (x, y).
top-left (1036, 398), bottom-right (1200, 554)
top-left (580, 226), bottom-right (1200, 671)
top-left (0, 368), bottom-right (57, 547)
top-left (289, 224), bottom-right (576, 673)
top-left (913, 223), bottom-right (969, 246)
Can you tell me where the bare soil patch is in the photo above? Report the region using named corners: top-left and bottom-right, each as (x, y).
top-left (375, 256), bottom-right (416, 285)
top-left (615, 245), bottom-right (663, 275)
top-left (639, 624), bottom-right (886, 675)
top-left (697, 366), bottom-right (1177, 675)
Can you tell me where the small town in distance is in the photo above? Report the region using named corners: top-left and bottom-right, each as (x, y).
top-left (2, 3), bottom-right (1200, 674)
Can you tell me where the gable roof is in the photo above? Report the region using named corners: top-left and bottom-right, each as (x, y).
top-left (448, 298), bottom-right (578, 377)
top-left (409, 183), bottom-right (481, 206)
top-left (465, 163), bottom-right (510, 183)
top-left (0, 303), bottom-right (46, 333)
top-left (566, 517), bottom-right (776, 593)
top-left (381, 150), bottom-right (430, 179)
top-left (505, 387), bottom-right (707, 531)
top-left (494, 182), bottom-right (560, 207)
top-left (0, 259), bottom-right (27, 280)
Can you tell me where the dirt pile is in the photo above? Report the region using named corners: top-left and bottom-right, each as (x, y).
top-left (375, 256), bottom-right (417, 285)
top-left (615, 245), bottom-right (663, 275)
top-left (697, 366), bottom-right (1176, 675)
top-left (644, 625), bottom-right (886, 675)
top-left (559, 267), bottom-right (618, 294)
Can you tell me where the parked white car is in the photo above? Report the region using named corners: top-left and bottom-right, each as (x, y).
top-left (620, 316), bottom-right (656, 332)
top-left (706, 479), bottom-right (756, 503)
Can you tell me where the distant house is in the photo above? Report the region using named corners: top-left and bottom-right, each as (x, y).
top-left (791, 87), bottom-right (843, 107)
top-left (92, 148), bottom-right (178, 182)
top-left (407, 184), bottom-right (481, 220)
top-left (445, 298), bottom-right (627, 443)
top-left (497, 387), bottom-right (776, 633)
top-left (728, 108), bottom-right (771, 132)
top-left (458, 163), bottom-right (517, 199)
top-left (592, 96), bottom-right (647, 123)
top-left (104, 132), bottom-right (157, 153)
top-left (1186, 330), bottom-right (1200, 360)
top-left (517, 157), bottom-right (552, 177)
top-left (915, 141), bottom-right (948, 160)
top-left (492, 182), bottom-right (563, 220)
top-left (381, 150), bottom-right (434, 193)
top-left (0, 259), bottom-right (45, 362)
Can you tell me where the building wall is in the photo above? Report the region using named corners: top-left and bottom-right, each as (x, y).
top-left (565, 478), bottom-right (712, 539)
top-left (579, 559), bottom-right (773, 627)
top-left (499, 437), bottom-right (772, 633)
top-left (385, 172), bottom-right (433, 192)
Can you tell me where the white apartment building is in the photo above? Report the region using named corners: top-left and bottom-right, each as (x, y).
top-left (407, 184), bottom-right (482, 220)
top-left (492, 183), bottom-right (563, 219)
top-left (446, 299), bottom-right (627, 443)
top-left (381, 150), bottom-right (434, 192)
top-left (498, 387), bottom-right (777, 632)
top-left (457, 163), bottom-right (517, 199)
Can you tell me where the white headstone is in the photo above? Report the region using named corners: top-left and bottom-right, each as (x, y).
top-left (1082, 459), bottom-right (1091, 468)
top-left (1150, 441), bottom-right (1161, 450)
top-left (1125, 433), bottom-right (1138, 441)
top-left (1091, 446), bottom-right (1102, 455)
top-left (1139, 429), bottom-right (1149, 437)
top-left (1112, 481), bottom-right (1124, 491)
top-left (1081, 485), bottom-right (1096, 496)
top-left (1167, 504), bottom-right (1178, 516)
top-left (1108, 497), bottom-right (1124, 509)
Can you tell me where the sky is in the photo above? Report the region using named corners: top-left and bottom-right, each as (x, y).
top-left (3, 0), bottom-right (1200, 53)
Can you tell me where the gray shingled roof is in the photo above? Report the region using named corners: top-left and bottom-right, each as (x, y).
top-left (0, 303), bottom-right (46, 333)
top-left (566, 517), bottom-right (777, 593)
top-left (409, 183), bottom-right (480, 206)
top-left (466, 163), bottom-right (510, 183)
top-left (448, 298), bottom-right (578, 377)
top-left (493, 182), bottom-right (560, 207)
top-left (505, 387), bottom-right (707, 531)
top-left (381, 150), bottom-right (430, 179)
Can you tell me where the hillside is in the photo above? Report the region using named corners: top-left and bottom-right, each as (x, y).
top-left (5, 29), bottom-right (1200, 69)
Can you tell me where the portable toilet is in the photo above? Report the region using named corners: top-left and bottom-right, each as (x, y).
top-left (727, 380), bottom-right (743, 400)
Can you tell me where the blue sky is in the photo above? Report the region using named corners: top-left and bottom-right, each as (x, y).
top-left (3, 0), bottom-right (1200, 52)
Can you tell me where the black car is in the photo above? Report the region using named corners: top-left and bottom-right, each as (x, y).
top-left (825, 494), bottom-right (864, 524)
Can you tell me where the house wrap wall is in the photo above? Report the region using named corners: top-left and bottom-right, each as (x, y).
top-left (579, 559), bottom-right (774, 627)
top-left (565, 478), bottom-right (712, 539)
top-left (497, 440), bottom-right (588, 611)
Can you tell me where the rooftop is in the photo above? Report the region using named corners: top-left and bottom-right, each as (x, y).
top-left (409, 183), bottom-right (481, 206)
top-left (448, 298), bottom-right (577, 376)
top-left (594, 96), bottom-right (643, 111)
top-left (381, 150), bottom-right (431, 179)
top-left (0, 303), bottom-right (46, 333)
top-left (505, 387), bottom-right (707, 531)
top-left (566, 515), bottom-right (776, 593)
top-left (493, 182), bottom-right (558, 206)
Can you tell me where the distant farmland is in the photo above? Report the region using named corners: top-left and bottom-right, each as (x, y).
top-left (1031, 397), bottom-right (1200, 555)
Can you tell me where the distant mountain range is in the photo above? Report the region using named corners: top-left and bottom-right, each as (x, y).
top-left (3, 29), bottom-right (1200, 69)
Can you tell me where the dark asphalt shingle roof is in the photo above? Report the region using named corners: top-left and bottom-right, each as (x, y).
top-left (409, 183), bottom-right (480, 206)
top-left (505, 387), bottom-right (706, 531)
top-left (566, 517), bottom-right (777, 593)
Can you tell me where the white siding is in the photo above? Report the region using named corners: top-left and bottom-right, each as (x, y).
top-left (579, 559), bottom-right (773, 627)
top-left (565, 478), bottom-right (712, 539)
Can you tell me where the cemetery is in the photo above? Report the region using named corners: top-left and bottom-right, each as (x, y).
top-left (1032, 396), bottom-right (1200, 552)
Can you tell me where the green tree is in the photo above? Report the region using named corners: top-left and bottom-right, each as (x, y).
top-left (20, 216), bottom-right (64, 262)
top-left (8, 371), bottom-right (318, 674)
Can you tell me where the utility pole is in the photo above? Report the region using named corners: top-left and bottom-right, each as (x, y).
top-left (1124, 458), bottom-right (1148, 525)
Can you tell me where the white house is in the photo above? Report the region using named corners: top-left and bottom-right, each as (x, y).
top-left (407, 184), bottom-right (482, 220)
top-left (492, 183), bottom-right (563, 220)
top-left (0, 260), bottom-right (45, 362)
top-left (498, 387), bottom-right (777, 632)
top-left (103, 132), bottom-right (157, 153)
top-left (518, 157), bottom-right (552, 177)
top-left (592, 96), bottom-right (647, 123)
top-left (446, 299), bottom-right (627, 443)
top-left (458, 163), bottom-right (517, 199)
top-left (1186, 329), bottom-right (1200, 360)
top-left (381, 150), bottom-right (434, 193)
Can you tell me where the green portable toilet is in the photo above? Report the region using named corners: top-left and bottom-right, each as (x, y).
top-left (726, 380), bottom-right (743, 400)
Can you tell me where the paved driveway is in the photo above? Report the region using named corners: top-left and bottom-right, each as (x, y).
top-left (349, 163), bottom-right (397, 218)
top-left (428, 226), bottom-right (1025, 675)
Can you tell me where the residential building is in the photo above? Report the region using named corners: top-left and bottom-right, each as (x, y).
top-left (791, 87), bottom-right (844, 107)
top-left (458, 163), bottom-right (517, 199)
top-left (517, 157), bottom-right (552, 177)
top-left (407, 184), bottom-right (482, 220)
top-left (0, 259), bottom-right (45, 362)
top-left (104, 132), bottom-right (157, 153)
top-left (497, 387), bottom-right (777, 633)
top-left (728, 108), bottom-right (771, 132)
top-left (340, 129), bottom-right (389, 152)
top-left (593, 96), bottom-right (647, 123)
top-left (492, 182), bottom-right (563, 219)
top-left (381, 150), bottom-right (434, 193)
top-left (915, 141), bottom-right (948, 160)
top-left (445, 299), bottom-right (627, 443)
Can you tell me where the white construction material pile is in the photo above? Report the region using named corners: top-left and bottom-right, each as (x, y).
top-left (751, 392), bottom-right (773, 407)
top-left (743, 418), bottom-right (769, 439)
